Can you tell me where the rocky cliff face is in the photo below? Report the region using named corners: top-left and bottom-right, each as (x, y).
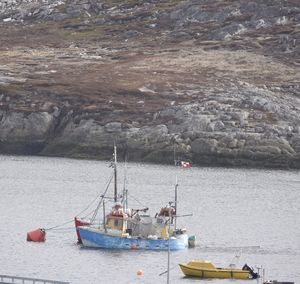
top-left (0, 0), bottom-right (299, 168)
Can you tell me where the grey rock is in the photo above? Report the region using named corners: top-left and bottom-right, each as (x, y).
top-left (213, 121), bottom-right (225, 131)
top-left (191, 138), bottom-right (218, 154)
top-left (105, 122), bottom-right (122, 133)
top-left (0, 111), bottom-right (54, 141)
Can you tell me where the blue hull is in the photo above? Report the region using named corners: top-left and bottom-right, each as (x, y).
top-left (79, 227), bottom-right (188, 250)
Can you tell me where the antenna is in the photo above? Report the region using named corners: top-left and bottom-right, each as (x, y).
top-left (174, 175), bottom-right (178, 231)
top-left (122, 156), bottom-right (128, 210)
top-left (114, 144), bottom-right (117, 202)
top-left (167, 214), bottom-right (171, 284)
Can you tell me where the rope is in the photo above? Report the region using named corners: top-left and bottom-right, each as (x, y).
top-left (48, 226), bottom-right (74, 231)
top-left (45, 171), bottom-right (114, 231)
top-left (76, 171), bottom-right (114, 218)
top-left (90, 172), bottom-right (114, 223)
top-left (158, 264), bottom-right (178, 276)
top-left (127, 191), bottom-right (148, 208)
top-left (45, 219), bottom-right (74, 231)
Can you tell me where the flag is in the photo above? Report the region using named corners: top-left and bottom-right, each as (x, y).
top-left (180, 161), bottom-right (192, 168)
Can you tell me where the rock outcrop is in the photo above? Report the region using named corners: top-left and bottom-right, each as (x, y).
top-left (0, 0), bottom-right (299, 168)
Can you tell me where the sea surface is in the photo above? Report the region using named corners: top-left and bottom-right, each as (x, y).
top-left (0, 155), bottom-right (299, 284)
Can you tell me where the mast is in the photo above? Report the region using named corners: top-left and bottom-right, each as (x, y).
top-left (114, 145), bottom-right (117, 203)
top-left (174, 175), bottom-right (178, 231)
top-left (122, 157), bottom-right (128, 211)
top-left (167, 216), bottom-right (171, 284)
top-left (173, 143), bottom-right (179, 230)
top-left (103, 200), bottom-right (107, 232)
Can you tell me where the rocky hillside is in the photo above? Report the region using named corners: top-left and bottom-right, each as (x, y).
top-left (0, 0), bottom-right (299, 168)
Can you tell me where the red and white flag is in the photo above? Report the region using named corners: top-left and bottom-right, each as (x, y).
top-left (180, 161), bottom-right (192, 168)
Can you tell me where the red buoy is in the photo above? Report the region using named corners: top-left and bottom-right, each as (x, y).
top-left (27, 228), bottom-right (46, 242)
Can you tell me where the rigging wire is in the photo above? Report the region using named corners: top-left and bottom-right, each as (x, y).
top-left (126, 191), bottom-right (149, 209)
top-left (90, 172), bottom-right (114, 223)
top-left (46, 170), bottom-right (114, 231)
top-left (158, 263), bottom-right (178, 276)
top-left (76, 173), bottom-right (113, 217)
top-left (45, 219), bottom-right (74, 231)
top-left (49, 227), bottom-right (75, 231)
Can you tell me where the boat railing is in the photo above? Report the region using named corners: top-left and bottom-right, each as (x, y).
top-left (0, 275), bottom-right (70, 284)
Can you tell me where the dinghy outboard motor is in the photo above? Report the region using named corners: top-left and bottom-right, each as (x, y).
top-left (242, 264), bottom-right (259, 279)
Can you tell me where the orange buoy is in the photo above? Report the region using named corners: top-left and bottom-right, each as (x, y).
top-left (27, 228), bottom-right (46, 242)
top-left (136, 270), bottom-right (143, 276)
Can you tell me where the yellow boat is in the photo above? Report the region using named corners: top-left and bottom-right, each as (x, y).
top-left (179, 260), bottom-right (259, 280)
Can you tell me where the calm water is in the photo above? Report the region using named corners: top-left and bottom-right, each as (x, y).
top-left (0, 155), bottom-right (299, 284)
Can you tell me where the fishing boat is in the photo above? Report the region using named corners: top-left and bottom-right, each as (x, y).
top-left (75, 146), bottom-right (191, 250)
top-left (179, 260), bottom-right (259, 279)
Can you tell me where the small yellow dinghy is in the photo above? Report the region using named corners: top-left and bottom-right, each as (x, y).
top-left (179, 260), bottom-right (259, 280)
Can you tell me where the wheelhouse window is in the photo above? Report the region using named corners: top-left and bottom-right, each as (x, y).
top-left (107, 217), bottom-right (123, 230)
